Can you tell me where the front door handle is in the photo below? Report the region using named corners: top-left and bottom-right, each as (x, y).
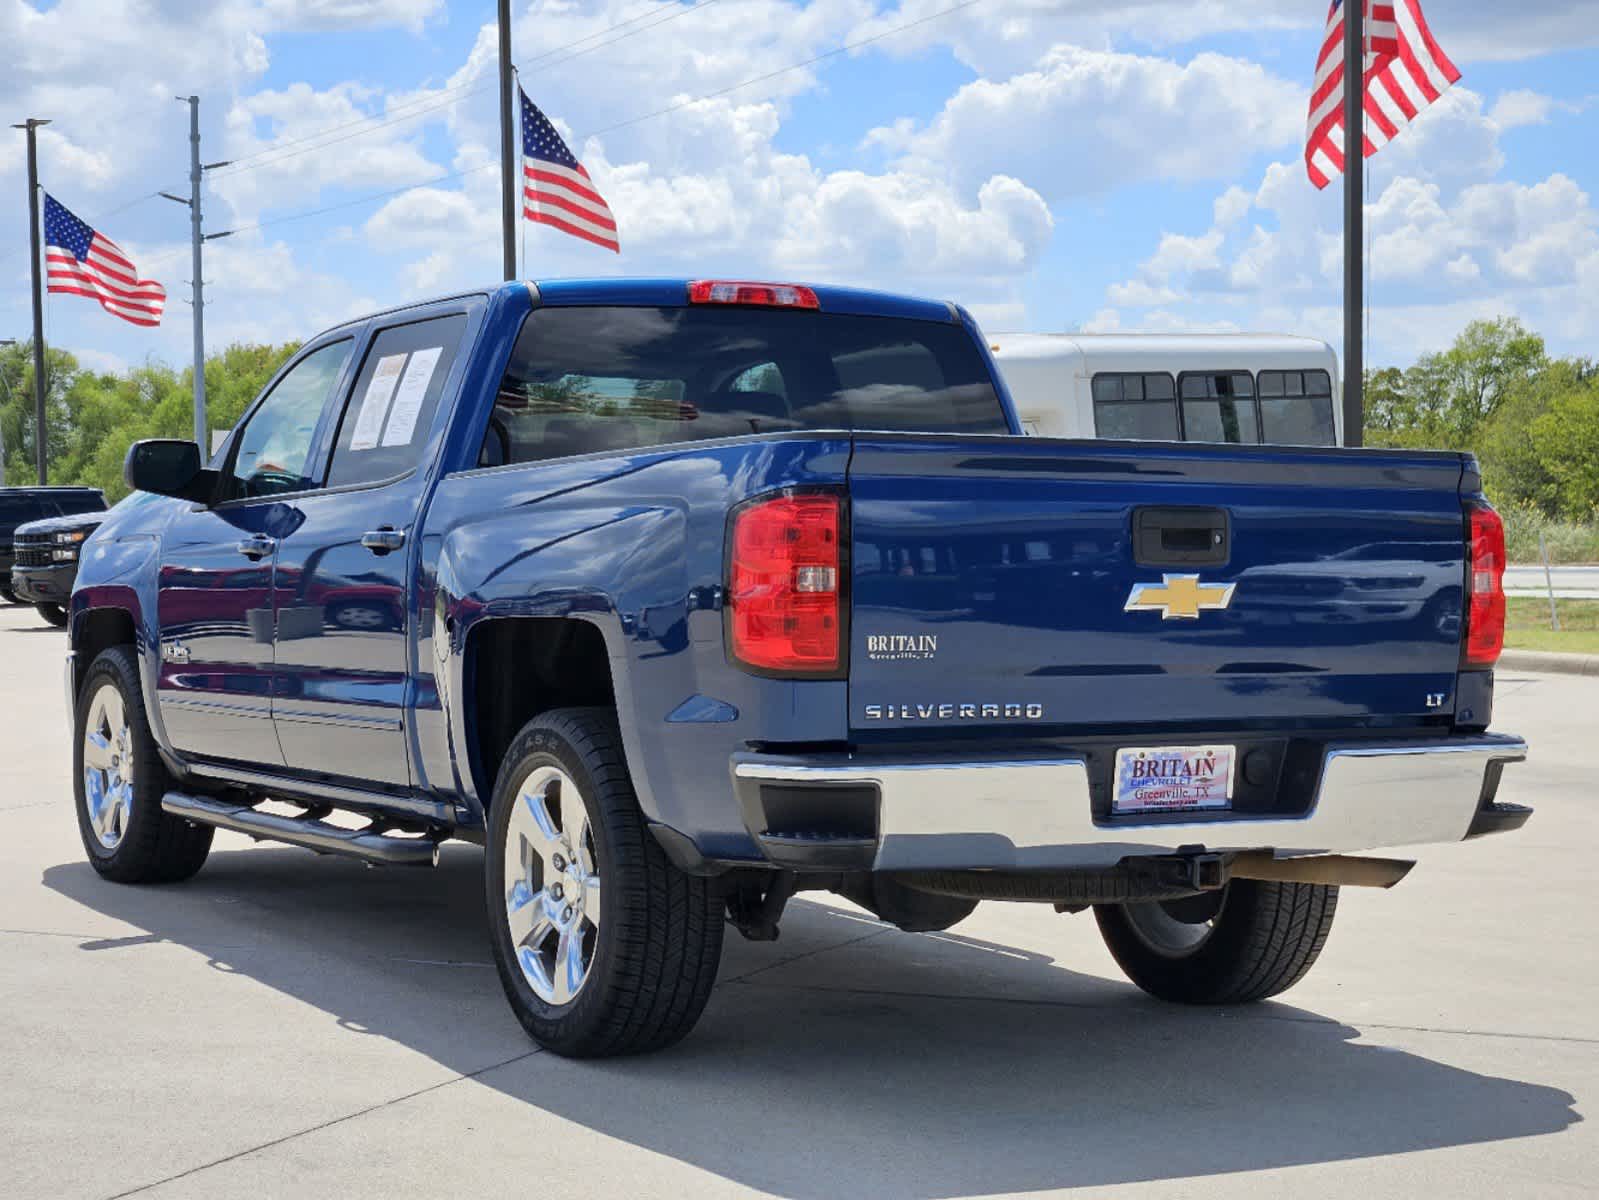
top-left (361, 527), bottom-right (406, 556)
top-left (236, 535), bottom-right (277, 561)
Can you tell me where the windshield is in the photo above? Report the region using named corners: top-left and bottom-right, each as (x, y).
top-left (486, 305), bottom-right (1009, 465)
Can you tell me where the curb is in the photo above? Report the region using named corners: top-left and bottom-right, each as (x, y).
top-left (1498, 649), bottom-right (1599, 678)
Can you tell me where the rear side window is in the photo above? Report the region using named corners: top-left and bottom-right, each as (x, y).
top-left (326, 314), bottom-right (467, 489)
top-left (485, 306), bottom-right (1007, 465)
top-left (1180, 372), bottom-right (1260, 444)
top-left (1258, 369), bottom-right (1337, 445)
top-left (1092, 373), bottom-right (1178, 440)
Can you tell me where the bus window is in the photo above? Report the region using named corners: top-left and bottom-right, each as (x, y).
top-left (1179, 371), bottom-right (1260, 444)
top-left (1259, 369), bottom-right (1337, 446)
top-left (1092, 372), bottom-right (1178, 440)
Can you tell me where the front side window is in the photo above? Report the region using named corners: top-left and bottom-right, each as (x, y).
top-left (1092, 373), bottom-right (1178, 440)
top-left (229, 339), bottom-right (353, 499)
top-left (1258, 369), bottom-right (1337, 445)
top-left (485, 306), bottom-right (1008, 466)
top-left (1180, 372), bottom-right (1260, 444)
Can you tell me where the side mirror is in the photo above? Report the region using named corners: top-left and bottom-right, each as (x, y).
top-left (123, 439), bottom-right (218, 503)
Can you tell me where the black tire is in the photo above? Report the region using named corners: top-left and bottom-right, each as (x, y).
top-left (0, 583), bottom-right (16, 604)
top-left (485, 708), bottom-right (724, 1057)
top-left (1095, 880), bottom-right (1338, 1005)
top-left (34, 602), bottom-right (67, 626)
top-left (73, 646), bottom-right (212, 883)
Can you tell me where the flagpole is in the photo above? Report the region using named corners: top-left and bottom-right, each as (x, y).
top-left (498, 0), bottom-right (517, 281)
top-left (12, 117), bottom-right (51, 485)
top-left (1342, 0), bottom-right (1365, 447)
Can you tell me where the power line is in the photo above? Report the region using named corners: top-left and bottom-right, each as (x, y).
top-left (586, 0), bottom-right (983, 138)
top-left (7, 0), bottom-right (734, 268)
top-left (209, 0), bottom-right (722, 184)
top-left (203, 0), bottom-right (984, 242)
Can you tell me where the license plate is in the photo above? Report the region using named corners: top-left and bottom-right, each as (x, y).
top-left (1112, 745), bottom-right (1235, 814)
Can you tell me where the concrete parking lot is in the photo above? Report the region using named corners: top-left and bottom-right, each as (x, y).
top-left (1, 600), bottom-right (1593, 1199)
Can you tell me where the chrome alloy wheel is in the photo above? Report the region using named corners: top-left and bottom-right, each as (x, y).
top-left (82, 682), bottom-right (134, 850)
top-left (503, 765), bottom-right (602, 1005)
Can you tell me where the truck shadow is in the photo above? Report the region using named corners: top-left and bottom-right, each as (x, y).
top-left (44, 845), bottom-right (1580, 1197)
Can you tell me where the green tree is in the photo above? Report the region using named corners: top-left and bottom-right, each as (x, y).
top-left (0, 340), bottom-right (83, 486)
top-left (1402, 317), bottom-right (1547, 443)
top-left (1527, 374), bottom-right (1599, 518)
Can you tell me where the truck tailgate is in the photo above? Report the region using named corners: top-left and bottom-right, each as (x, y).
top-left (846, 435), bottom-right (1469, 737)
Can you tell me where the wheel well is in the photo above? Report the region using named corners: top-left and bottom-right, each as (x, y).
top-left (72, 608), bottom-right (137, 700)
top-left (468, 617), bottom-right (615, 805)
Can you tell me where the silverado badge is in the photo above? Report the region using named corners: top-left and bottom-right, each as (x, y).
top-left (1124, 574), bottom-right (1236, 620)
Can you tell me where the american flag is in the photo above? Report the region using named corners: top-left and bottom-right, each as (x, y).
top-left (43, 193), bottom-right (167, 327)
top-left (1305, 0), bottom-right (1462, 190)
top-left (521, 88), bottom-right (619, 254)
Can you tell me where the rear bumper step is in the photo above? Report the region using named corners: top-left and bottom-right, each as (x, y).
top-left (732, 734), bottom-right (1529, 873)
top-left (161, 792), bottom-right (441, 867)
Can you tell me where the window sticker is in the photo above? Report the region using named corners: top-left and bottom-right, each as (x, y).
top-left (381, 346), bottom-right (443, 447)
top-left (350, 353), bottom-right (408, 451)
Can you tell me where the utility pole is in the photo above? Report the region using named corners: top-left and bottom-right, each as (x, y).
top-left (498, 0), bottom-right (518, 281)
top-left (12, 118), bottom-right (50, 484)
top-left (1342, 0), bottom-right (1365, 447)
top-left (161, 97), bottom-right (230, 452)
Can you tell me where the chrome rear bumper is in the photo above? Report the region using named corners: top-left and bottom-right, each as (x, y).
top-left (732, 735), bottom-right (1528, 872)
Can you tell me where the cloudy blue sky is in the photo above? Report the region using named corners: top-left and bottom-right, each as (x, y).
top-left (3, 0), bottom-right (1598, 376)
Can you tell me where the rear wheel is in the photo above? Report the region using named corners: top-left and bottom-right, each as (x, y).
top-left (1095, 880), bottom-right (1338, 1005)
top-left (485, 708), bottom-right (724, 1057)
top-left (74, 646), bottom-right (212, 883)
top-left (34, 602), bottom-right (67, 626)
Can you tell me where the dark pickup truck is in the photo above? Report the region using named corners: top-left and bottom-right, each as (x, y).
top-left (3, 486), bottom-right (105, 616)
top-left (67, 278), bottom-right (1528, 1057)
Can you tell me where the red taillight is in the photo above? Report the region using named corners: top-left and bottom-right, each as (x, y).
top-left (688, 280), bottom-right (820, 309)
top-left (728, 493), bottom-right (842, 675)
top-left (1465, 502), bottom-right (1506, 668)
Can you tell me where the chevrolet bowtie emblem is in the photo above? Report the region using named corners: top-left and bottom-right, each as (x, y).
top-left (1125, 574), bottom-right (1236, 620)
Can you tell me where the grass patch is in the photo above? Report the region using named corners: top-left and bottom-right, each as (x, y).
top-left (1500, 507), bottom-right (1599, 565)
top-left (1504, 597), bottom-right (1599, 653)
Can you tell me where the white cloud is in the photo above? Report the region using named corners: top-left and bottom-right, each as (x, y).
top-left (366, 94), bottom-right (1053, 308)
top-left (256, 0), bottom-right (444, 33)
top-left (850, 0), bottom-right (1599, 76)
top-left (1490, 89), bottom-right (1557, 130)
top-left (870, 45), bottom-right (1304, 203)
top-left (210, 82), bottom-right (446, 223)
top-left (1096, 79), bottom-right (1599, 363)
top-left (1213, 186), bottom-right (1254, 229)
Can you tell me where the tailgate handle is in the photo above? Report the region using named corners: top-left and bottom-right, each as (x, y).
top-left (1133, 507), bottom-right (1230, 567)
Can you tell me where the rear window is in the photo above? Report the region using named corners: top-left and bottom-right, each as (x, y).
top-left (1258, 369), bottom-right (1337, 446)
top-left (1179, 371), bottom-right (1260, 445)
top-left (1092, 373), bottom-right (1178, 440)
top-left (483, 306), bottom-right (1007, 466)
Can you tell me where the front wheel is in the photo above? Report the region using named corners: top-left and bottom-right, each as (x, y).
top-left (1095, 880), bottom-right (1338, 1005)
top-left (73, 646), bottom-right (212, 883)
top-left (35, 602), bottom-right (67, 626)
top-left (485, 708), bottom-right (724, 1057)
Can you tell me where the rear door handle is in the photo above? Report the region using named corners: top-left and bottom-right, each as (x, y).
top-left (361, 527), bottom-right (406, 555)
top-left (236, 535), bottom-right (276, 561)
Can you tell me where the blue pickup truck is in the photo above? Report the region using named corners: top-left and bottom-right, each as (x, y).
top-left (67, 278), bottom-right (1529, 1057)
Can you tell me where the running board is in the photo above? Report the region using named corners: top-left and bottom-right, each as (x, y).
top-left (161, 792), bottom-right (441, 867)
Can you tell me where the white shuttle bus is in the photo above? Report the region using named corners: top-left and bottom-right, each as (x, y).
top-left (988, 333), bottom-right (1343, 447)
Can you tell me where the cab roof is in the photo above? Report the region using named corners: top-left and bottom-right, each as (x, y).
top-left (527, 278), bottom-right (959, 324)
